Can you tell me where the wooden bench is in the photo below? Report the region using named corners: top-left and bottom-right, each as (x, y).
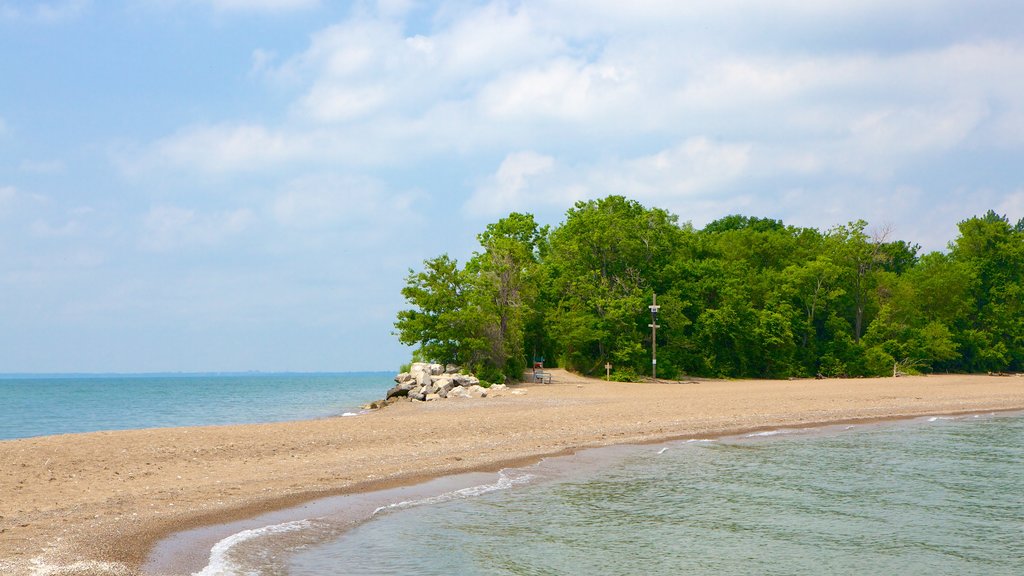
top-left (531, 371), bottom-right (552, 384)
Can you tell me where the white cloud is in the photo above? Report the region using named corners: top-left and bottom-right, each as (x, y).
top-left (20, 159), bottom-right (65, 174)
top-left (998, 189), bottom-right (1024, 223)
top-left (141, 205), bottom-right (254, 251)
top-left (606, 138), bottom-right (752, 200)
top-left (0, 185), bottom-right (15, 216)
top-left (297, 84), bottom-right (388, 123)
top-left (375, 0), bottom-right (413, 18)
top-left (465, 139), bottom-right (750, 217)
top-left (464, 151), bottom-right (555, 217)
top-left (133, 1), bottom-right (1024, 249)
top-left (0, 0), bottom-right (89, 22)
top-left (272, 174), bottom-right (386, 227)
top-left (249, 49), bottom-right (277, 76)
top-left (478, 59), bottom-right (635, 121)
top-left (146, 124), bottom-right (312, 173)
top-left (159, 9), bottom-right (1024, 178)
top-left (30, 219), bottom-right (81, 238)
top-left (204, 0), bottom-right (318, 12)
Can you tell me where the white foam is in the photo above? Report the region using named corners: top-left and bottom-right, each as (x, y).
top-left (372, 471), bottom-right (535, 516)
top-left (657, 447), bottom-right (669, 455)
top-left (193, 519), bottom-right (312, 576)
top-left (746, 430), bottom-right (785, 437)
top-left (341, 412), bottom-right (359, 417)
top-left (685, 438), bottom-right (715, 443)
top-left (745, 428), bottom-right (808, 438)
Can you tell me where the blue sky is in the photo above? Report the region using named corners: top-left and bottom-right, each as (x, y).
top-left (2, 0), bottom-right (1023, 372)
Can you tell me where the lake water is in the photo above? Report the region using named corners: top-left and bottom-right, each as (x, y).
top-left (174, 411), bottom-right (1023, 575)
top-left (0, 372), bottom-right (390, 440)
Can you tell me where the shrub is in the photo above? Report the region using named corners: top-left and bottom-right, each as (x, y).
top-left (863, 346), bottom-right (896, 377)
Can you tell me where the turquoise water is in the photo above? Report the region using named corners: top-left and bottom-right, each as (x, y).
top-left (263, 413), bottom-right (1022, 576)
top-left (0, 373), bottom-right (390, 440)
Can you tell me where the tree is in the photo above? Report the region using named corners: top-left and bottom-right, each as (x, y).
top-left (394, 255), bottom-right (481, 366)
top-left (395, 199), bottom-right (1022, 380)
top-left (545, 196), bottom-right (682, 375)
top-left (950, 211), bottom-right (1024, 371)
top-left (826, 221), bottom-right (893, 343)
top-left (468, 213), bottom-right (548, 379)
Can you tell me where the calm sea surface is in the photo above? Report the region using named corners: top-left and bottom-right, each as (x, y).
top-left (0, 372), bottom-right (390, 440)
top-left (176, 412), bottom-right (1024, 576)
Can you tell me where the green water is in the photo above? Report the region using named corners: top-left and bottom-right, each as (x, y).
top-left (286, 414), bottom-right (1023, 575)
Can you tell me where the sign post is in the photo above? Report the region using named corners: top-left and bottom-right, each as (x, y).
top-left (648, 293), bottom-right (660, 380)
top-left (605, 362), bottom-right (612, 381)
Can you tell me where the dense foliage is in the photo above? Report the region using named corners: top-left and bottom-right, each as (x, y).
top-left (395, 197), bottom-right (1024, 381)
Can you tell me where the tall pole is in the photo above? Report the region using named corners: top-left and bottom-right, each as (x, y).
top-left (649, 293), bottom-right (660, 380)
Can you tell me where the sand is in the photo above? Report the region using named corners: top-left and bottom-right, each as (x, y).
top-left (2, 370), bottom-right (1023, 575)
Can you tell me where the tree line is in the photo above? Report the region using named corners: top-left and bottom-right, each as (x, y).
top-left (395, 196), bottom-right (1024, 382)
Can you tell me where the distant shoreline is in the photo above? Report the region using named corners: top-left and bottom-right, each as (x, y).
top-left (2, 371), bottom-right (1022, 575)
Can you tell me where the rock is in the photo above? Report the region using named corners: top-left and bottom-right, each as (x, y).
top-left (390, 366), bottom-right (509, 403)
top-left (386, 385), bottom-right (410, 399)
top-left (433, 377), bottom-right (454, 394)
top-left (511, 390), bottom-right (527, 396)
top-left (487, 383), bottom-right (509, 397)
top-left (416, 370), bottom-right (432, 387)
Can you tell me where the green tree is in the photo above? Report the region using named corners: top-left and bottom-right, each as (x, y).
top-left (950, 210), bottom-right (1024, 371)
top-left (468, 213), bottom-right (548, 379)
top-left (394, 255), bottom-right (482, 366)
top-left (545, 196), bottom-right (681, 375)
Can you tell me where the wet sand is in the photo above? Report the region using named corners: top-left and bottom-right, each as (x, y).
top-left (2, 370), bottom-right (1022, 575)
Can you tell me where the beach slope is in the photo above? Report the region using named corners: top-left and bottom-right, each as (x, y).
top-left (2, 371), bottom-right (1022, 575)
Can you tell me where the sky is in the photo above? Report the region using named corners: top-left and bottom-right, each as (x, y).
top-left (2, 0), bottom-right (1023, 373)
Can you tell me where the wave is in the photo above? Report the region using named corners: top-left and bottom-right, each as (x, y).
top-left (372, 470), bottom-right (535, 516)
top-left (193, 519), bottom-right (313, 576)
top-left (745, 428), bottom-right (808, 438)
top-left (190, 470), bottom-right (535, 575)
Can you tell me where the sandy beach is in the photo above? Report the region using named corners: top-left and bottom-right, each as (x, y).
top-left (2, 370), bottom-right (1023, 575)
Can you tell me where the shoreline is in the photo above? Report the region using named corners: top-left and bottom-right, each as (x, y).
top-left (149, 406), bottom-right (1024, 576)
top-left (2, 370), bottom-right (1022, 575)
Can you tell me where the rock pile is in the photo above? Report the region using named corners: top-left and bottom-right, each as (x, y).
top-left (385, 362), bottom-right (505, 402)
